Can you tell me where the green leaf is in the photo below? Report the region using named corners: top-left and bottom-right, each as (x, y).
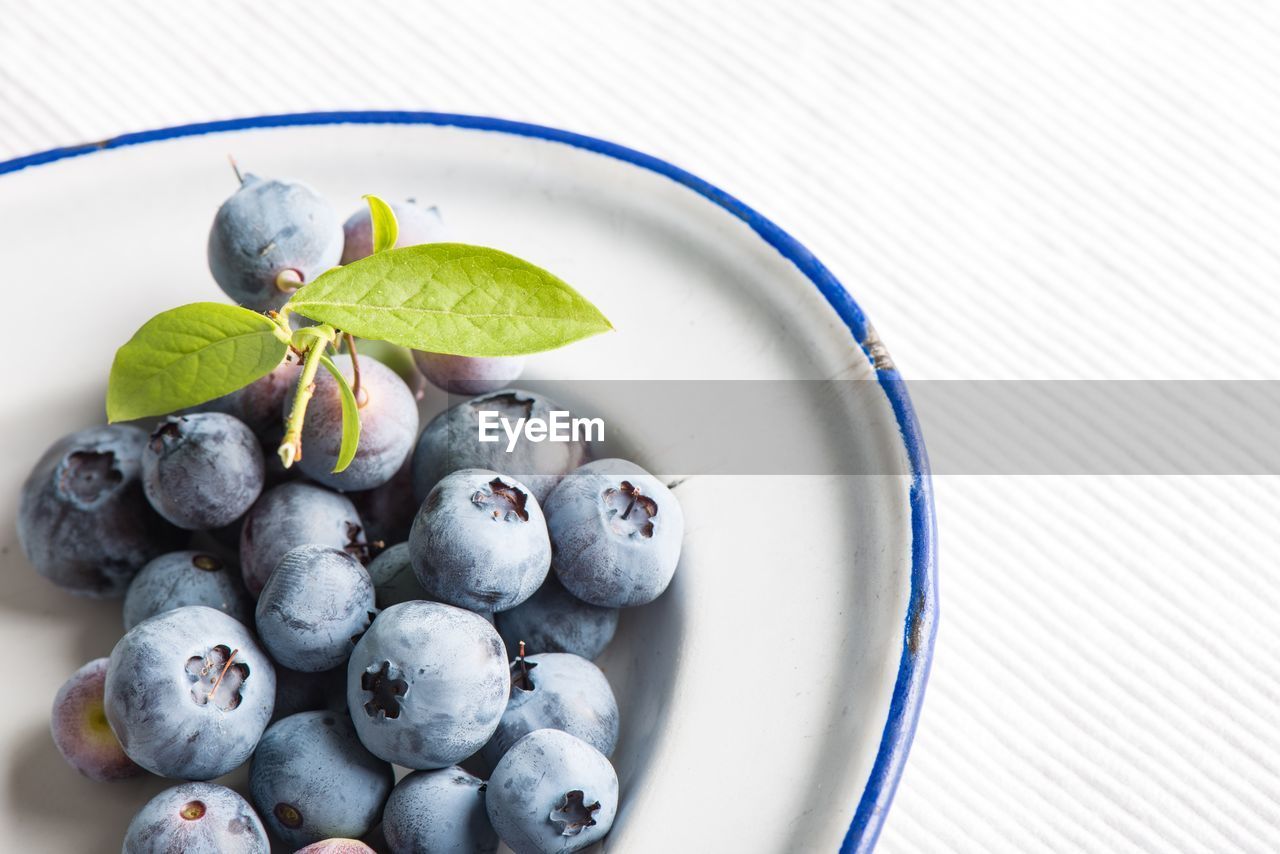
top-left (365, 194), bottom-right (398, 254)
top-left (107, 303), bottom-right (289, 422)
top-left (286, 243), bottom-right (612, 357)
top-left (318, 354), bottom-right (361, 473)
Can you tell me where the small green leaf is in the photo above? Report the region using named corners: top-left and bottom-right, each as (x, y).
top-left (365, 194), bottom-right (399, 255)
top-left (107, 303), bottom-right (289, 422)
top-left (286, 244), bottom-right (612, 357)
top-left (318, 354), bottom-right (361, 473)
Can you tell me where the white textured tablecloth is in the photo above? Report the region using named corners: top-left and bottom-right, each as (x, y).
top-left (5, 3), bottom-right (1280, 851)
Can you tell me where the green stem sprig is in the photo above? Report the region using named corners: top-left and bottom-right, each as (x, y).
top-left (106, 194), bottom-right (611, 472)
top-left (278, 325), bottom-right (334, 469)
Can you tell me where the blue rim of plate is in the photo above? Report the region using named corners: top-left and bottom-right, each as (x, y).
top-left (0, 111), bottom-right (937, 854)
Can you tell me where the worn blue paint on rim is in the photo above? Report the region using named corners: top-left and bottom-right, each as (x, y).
top-left (0, 111), bottom-right (937, 853)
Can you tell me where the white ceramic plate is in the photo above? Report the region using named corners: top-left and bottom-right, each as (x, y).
top-left (0, 113), bottom-right (936, 853)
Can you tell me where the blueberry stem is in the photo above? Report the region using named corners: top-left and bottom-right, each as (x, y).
top-left (275, 268), bottom-right (304, 294)
top-left (278, 340), bottom-right (328, 469)
top-left (227, 154), bottom-right (244, 185)
top-left (208, 647), bottom-right (240, 706)
top-left (343, 332), bottom-right (365, 406)
top-left (515, 640), bottom-right (534, 691)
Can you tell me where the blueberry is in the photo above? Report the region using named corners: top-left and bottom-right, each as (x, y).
top-left (208, 174), bottom-right (343, 312)
top-left (349, 457), bottom-right (417, 546)
top-left (413, 350), bottom-right (526, 396)
top-left (294, 841), bottom-right (377, 854)
top-left (366, 542), bottom-right (496, 621)
top-left (347, 601), bottom-right (508, 769)
top-left (49, 658), bottom-right (143, 782)
top-left (197, 365), bottom-right (303, 493)
top-left (297, 354), bottom-right (419, 492)
top-left (104, 605), bottom-right (276, 779)
top-left (123, 550), bottom-right (253, 631)
top-left (340, 200), bottom-right (446, 263)
top-left (202, 359), bottom-right (301, 437)
top-left (122, 782), bottom-right (269, 854)
top-left (495, 575), bottom-right (618, 660)
top-left (141, 413), bottom-right (265, 530)
top-left (409, 469), bottom-right (550, 613)
top-left (481, 651), bottom-right (618, 770)
top-left (365, 543), bottom-right (428, 609)
top-left (485, 729), bottom-right (618, 854)
top-left (18, 424), bottom-right (181, 597)
top-left (239, 481), bottom-right (365, 596)
top-left (412, 389), bottom-right (591, 504)
top-left (250, 711), bottom-right (394, 848)
top-left (255, 544), bottom-right (376, 672)
top-left (383, 767), bottom-right (498, 854)
top-left (271, 665), bottom-right (347, 724)
top-left (545, 459), bottom-right (683, 607)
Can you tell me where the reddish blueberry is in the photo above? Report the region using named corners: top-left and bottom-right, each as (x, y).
top-left (297, 354), bottom-right (418, 492)
top-left (202, 358), bottom-right (301, 438)
top-left (294, 841), bottom-right (377, 854)
top-left (49, 658), bottom-right (144, 782)
top-left (413, 350), bottom-right (526, 396)
top-left (340, 199), bottom-right (446, 263)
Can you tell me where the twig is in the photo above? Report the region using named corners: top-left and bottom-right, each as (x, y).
top-left (344, 332), bottom-right (364, 405)
top-left (278, 342), bottom-right (327, 468)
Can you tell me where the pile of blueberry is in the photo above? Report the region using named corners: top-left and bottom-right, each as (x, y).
top-left (22, 175), bottom-right (684, 854)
